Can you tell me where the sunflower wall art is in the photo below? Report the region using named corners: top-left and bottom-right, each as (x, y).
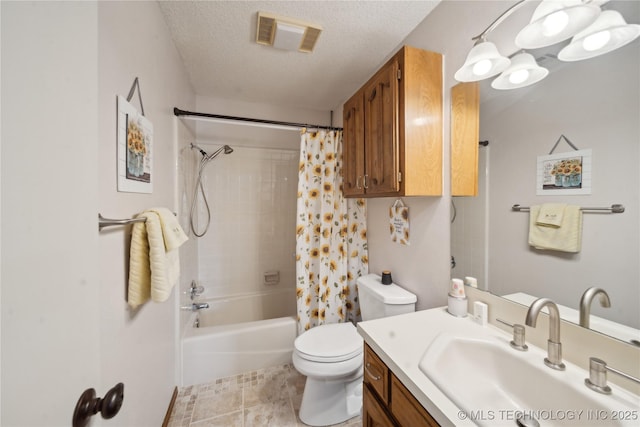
top-left (537, 148), bottom-right (591, 196)
top-left (117, 95), bottom-right (153, 193)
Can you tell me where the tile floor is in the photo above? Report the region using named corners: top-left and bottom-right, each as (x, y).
top-left (167, 363), bottom-right (362, 427)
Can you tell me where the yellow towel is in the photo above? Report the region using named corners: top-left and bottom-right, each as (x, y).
top-left (149, 207), bottom-right (188, 251)
top-left (128, 209), bottom-right (188, 308)
top-left (528, 205), bottom-right (582, 253)
top-left (536, 203), bottom-right (566, 227)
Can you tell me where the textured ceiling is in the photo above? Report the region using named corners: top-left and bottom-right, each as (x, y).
top-left (159, 0), bottom-right (441, 111)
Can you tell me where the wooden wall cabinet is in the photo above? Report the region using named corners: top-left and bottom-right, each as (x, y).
top-left (343, 46), bottom-right (443, 198)
top-left (450, 82), bottom-right (480, 196)
top-left (363, 344), bottom-right (440, 427)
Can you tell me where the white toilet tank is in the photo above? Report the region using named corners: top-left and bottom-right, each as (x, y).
top-left (357, 274), bottom-right (417, 321)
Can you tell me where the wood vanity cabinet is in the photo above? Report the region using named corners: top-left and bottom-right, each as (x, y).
top-left (342, 46), bottom-right (443, 197)
top-left (363, 344), bottom-right (440, 427)
top-left (450, 81), bottom-right (480, 196)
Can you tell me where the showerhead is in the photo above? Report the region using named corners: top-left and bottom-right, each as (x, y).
top-left (190, 143), bottom-right (233, 160)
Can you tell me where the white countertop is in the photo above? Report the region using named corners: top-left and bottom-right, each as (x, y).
top-left (357, 307), bottom-right (640, 427)
top-left (357, 307), bottom-right (488, 426)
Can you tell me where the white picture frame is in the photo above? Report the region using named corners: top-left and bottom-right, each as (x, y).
top-left (117, 95), bottom-right (153, 193)
top-left (536, 148), bottom-right (592, 195)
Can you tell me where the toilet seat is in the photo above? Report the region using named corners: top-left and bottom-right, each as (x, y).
top-left (294, 323), bottom-right (363, 363)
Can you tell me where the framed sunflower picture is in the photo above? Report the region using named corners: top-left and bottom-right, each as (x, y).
top-left (117, 95), bottom-right (153, 193)
top-left (536, 149), bottom-right (591, 195)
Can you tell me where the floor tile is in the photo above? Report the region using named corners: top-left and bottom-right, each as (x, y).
top-left (244, 398), bottom-right (298, 427)
top-left (168, 363), bottom-right (362, 427)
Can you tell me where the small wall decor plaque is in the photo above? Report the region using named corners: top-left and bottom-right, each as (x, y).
top-left (117, 95), bottom-right (153, 193)
top-left (537, 148), bottom-right (591, 195)
top-left (389, 199), bottom-right (410, 245)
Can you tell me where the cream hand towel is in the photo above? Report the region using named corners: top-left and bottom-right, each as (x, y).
top-left (528, 205), bottom-right (582, 253)
top-left (536, 203), bottom-right (566, 228)
top-left (149, 207), bottom-right (188, 251)
top-left (128, 215), bottom-right (152, 308)
top-left (127, 209), bottom-right (189, 308)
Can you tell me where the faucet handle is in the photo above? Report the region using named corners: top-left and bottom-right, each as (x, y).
top-left (189, 280), bottom-right (205, 300)
top-left (496, 318), bottom-right (529, 351)
top-left (585, 357), bottom-right (640, 395)
top-left (510, 324), bottom-right (528, 351)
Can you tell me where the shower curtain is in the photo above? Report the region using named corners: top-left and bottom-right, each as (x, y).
top-left (295, 129), bottom-right (368, 334)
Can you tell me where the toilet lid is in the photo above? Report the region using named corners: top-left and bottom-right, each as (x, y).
top-left (295, 323), bottom-right (363, 363)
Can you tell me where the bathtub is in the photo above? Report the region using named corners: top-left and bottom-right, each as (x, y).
top-left (181, 288), bottom-right (297, 386)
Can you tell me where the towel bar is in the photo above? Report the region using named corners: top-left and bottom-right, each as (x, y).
top-left (98, 214), bottom-right (146, 231)
top-left (512, 204), bottom-right (625, 213)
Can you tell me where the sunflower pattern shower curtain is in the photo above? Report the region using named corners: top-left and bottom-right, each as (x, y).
top-left (295, 129), bottom-right (368, 335)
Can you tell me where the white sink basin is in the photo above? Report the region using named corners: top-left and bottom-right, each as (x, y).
top-left (419, 331), bottom-right (640, 426)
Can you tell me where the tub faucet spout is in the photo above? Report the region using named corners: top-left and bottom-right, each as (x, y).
top-left (579, 287), bottom-right (611, 328)
top-left (525, 297), bottom-right (565, 371)
top-left (182, 302), bottom-right (209, 312)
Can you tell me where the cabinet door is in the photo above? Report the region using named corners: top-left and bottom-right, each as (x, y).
top-left (343, 91), bottom-right (365, 196)
top-left (391, 374), bottom-right (440, 427)
top-left (451, 82), bottom-right (479, 196)
top-left (364, 59), bottom-right (400, 195)
top-left (363, 383), bottom-right (396, 427)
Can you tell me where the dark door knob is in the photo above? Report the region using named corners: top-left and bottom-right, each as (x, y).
top-left (72, 383), bottom-right (124, 427)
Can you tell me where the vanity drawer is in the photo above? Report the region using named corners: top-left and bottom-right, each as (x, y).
top-left (364, 344), bottom-right (389, 403)
top-left (390, 374), bottom-right (440, 427)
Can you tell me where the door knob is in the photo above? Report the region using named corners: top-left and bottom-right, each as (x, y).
top-left (72, 382), bottom-right (124, 427)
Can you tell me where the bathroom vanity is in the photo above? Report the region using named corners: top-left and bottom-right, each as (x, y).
top-left (357, 307), bottom-right (640, 427)
top-left (363, 343), bottom-right (439, 426)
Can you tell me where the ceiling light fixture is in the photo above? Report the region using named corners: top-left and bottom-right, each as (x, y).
top-left (491, 52), bottom-right (549, 90)
top-left (454, 0), bottom-right (639, 90)
top-left (454, 38), bottom-right (511, 82)
top-left (558, 9), bottom-right (640, 61)
top-left (515, 0), bottom-right (601, 49)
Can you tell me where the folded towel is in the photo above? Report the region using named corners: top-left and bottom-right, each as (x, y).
top-left (528, 205), bottom-right (582, 253)
top-left (128, 209), bottom-right (189, 308)
top-left (149, 207), bottom-right (189, 251)
top-left (536, 203), bottom-right (566, 228)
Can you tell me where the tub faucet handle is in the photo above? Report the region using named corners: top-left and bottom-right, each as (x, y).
top-left (189, 280), bottom-right (205, 300)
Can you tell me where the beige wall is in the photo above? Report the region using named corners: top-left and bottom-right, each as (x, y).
top-left (2, 1), bottom-right (195, 425)
top-left (97, 1), bottom-right (195, 424)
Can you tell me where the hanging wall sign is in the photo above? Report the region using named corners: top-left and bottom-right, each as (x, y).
top-left (389, 199), bottom-right (410, 245)
top-left (117, 81), bottom-right (153, 193)
top-left (537, 149), bottom-right (591, 196)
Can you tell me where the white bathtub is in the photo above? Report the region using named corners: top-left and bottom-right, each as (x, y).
top-left (181, 288), bottom-right (297, 386)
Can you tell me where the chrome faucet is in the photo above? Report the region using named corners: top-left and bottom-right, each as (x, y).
top-left (525, 298), bottom-right (566, 370)
top-left (182, 302), bottom-right (209, 312)
top-left (579, 287), bottom-right (611, 328)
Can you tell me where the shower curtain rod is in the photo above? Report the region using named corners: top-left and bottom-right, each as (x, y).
top-left (174, 108), bottom-right (342, 132)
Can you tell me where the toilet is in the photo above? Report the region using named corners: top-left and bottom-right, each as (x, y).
top-left (293, 273), bottom-right (417, 426)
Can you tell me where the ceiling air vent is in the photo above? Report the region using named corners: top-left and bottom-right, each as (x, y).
top-left (256, 11), bottom-right (322, 53)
